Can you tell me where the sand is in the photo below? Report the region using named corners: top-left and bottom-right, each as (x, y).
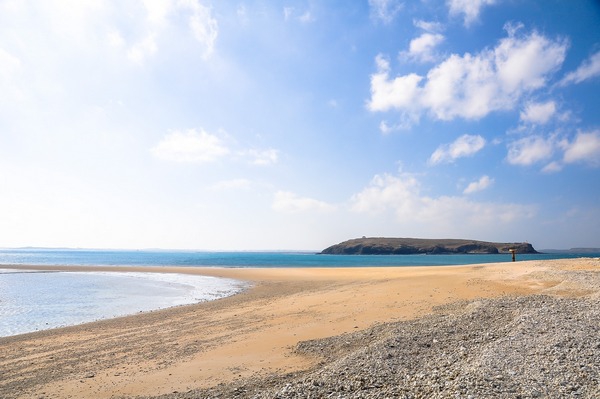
top-left (0, 259), bottom-right (597, 399)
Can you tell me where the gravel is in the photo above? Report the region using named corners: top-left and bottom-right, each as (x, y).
top-left (140, 274), bottom-right (600, 398)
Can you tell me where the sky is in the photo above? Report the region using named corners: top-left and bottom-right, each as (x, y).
top-left (0, 0), bottom-right (599, 251)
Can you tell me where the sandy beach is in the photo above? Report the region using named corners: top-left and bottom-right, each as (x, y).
top-left (1, 259), bottom-right (599, 398)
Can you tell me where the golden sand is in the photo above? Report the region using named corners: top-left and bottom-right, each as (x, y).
top-left (0, 259), bottom-right (597, 398)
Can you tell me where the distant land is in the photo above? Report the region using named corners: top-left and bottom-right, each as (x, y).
top-left (541, 248), bottom-right (600, 254)
top-left (321, 237), bottom-right (538, 255)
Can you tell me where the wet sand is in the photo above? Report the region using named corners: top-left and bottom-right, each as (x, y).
top-left (0, 259), bottom-right (597, 398)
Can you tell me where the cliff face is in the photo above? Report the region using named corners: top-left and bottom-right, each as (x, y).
top-left (321, 238), bottom-right (537, 255)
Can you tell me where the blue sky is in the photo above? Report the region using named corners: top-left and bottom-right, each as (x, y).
top-left (1, 0), bottom-right (599, 250)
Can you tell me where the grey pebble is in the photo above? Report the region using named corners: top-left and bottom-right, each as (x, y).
top-left (140, 267), bottom-right (600, 399)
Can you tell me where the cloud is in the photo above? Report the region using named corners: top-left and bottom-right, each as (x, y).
top-left (506, 135), bottom-right (554, 166)
top-left (141, 0), bottom-right (171, 26)
top-left (151, 129), bottom-right (230, 163)
top-left (272, 191), bottom-right (335, 213)
top-left (283, 7), bottom-right (294, 21)
top-left (404, 33), bottom-right (445, 63)
top-left (463, 175), bottom-right (493, 194)
top-left (519, 101), bottom-right (556, 124)
top-left (350, 173), bottom-right (420, 215)
top-left (152, 129), bottom-right (280, 166)
top-left (127, 34), bottom-right (158, 64)
top-left (447, 0), bottom-right (497, 27)
top-left (209, 179), bottom-right (252, 191)
top-left (0, 47), bottom-right (21, 75)
top-left (350, 172), bottom-right (534, 227)
top-left (283, 7), bottom-right (314, 23)
top-left (560, 51), bottom-right (600, 86)
top-left (368, 27), bottom-right (567, 122)
top-left (182, 1), bottom-right (218, 59)
top-left (368, 0), bottom-right (403, 24)
top-left (109, 0), bottom-right (218, 63)
top-left (245, 148), bottom-right (279, 166)
top-left (367, 54), bottom-right (423, 113)
top-left (507, 130), bottom-right (600, 170)
top-left (378, 117), bottom-right (415, 134)
top-left (0, 47), bottom-right (23, 103)
top-left (562, 130), bottom-right (600, 166)
top-left (414, 19), bottom-right (444, 33)
top-left (541, 161), bottom-right (562, 173)
top-left (298, 11), bottom-right (314, 23)
top-left (429, 134), bottom-right (486, 165)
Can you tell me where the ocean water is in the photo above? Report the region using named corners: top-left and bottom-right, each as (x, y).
top-left (0, 269), bottom-right (246, 337)
top-left (1, 249), bottom-right (597, 337)
top-left (1, 248), bottom-right (596, 268)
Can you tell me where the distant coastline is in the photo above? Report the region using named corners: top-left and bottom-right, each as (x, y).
top-left (541, 248), bottom-right (600, 254)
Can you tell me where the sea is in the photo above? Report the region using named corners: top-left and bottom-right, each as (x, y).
top-left (1, 248), bottom-right (597, 338)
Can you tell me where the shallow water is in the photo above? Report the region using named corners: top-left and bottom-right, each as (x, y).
top-left (0, 269), bottom-right (246, 337)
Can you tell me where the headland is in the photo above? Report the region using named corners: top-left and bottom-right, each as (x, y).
top-left (321, 237), bottom-right (538, 255)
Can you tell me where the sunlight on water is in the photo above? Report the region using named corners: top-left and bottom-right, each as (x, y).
top-left (0, 270), bottom-right (247, 337)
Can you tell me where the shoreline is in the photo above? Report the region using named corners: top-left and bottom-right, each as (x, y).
top-left (0, 268), bottom-right (248, 338)
top-left (1, 259), bottom-right (598, 398)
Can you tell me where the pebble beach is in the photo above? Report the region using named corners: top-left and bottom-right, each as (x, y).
top-left (1, 259), bottom-right (599, 398)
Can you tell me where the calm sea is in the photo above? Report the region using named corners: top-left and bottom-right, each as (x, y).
top-left (1, 248), bottom-right (596, 268)
top-left (1, 249), bottom-right (597, 337)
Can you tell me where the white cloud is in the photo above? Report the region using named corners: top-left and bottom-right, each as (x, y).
top-left (283, 7), bottom-right (314, 23)
top-left (447, 0), bottom-right (497, 27)
top-left (494, 29), bottom-right (566, 94)
top-left (210, 179), bottom-right (252, 191)
top-left (350, 173), bottom-right (420, 215)
top-left (141, 0), bottom-right (172, 26)
top-left (463, 175), bottom-right (493, 194)
top-left (283, 7), bottom-right (294, 21)
top-left (108, 0), bottom-right (218, 63)
top-left (107, 28), bottom-right (126, 48)
top-left (506, 135), bottom-right (554, 166)
top-left (272, 191), bottom-right (335, 213)
top-left (0, 47), bottom-right (23, 103)
top-left (151, 129), bottom-right (230, 163)
top-left (368, 28), bottom-right (567, 122)
top-left (542, 161), bottom-right (562, 173)
top-left (414, 19), bottom-right (444, 33)
top-left (563, 130), bottom-right (600, 166)
top-left (367, 55), bottom-right (423, 112)
top-left (298, 11), bottom-right (314, 23)
top-left (507, 130), bottom-right (600, 169)
top-left (127, 34), bottom-right (158, 64)
top-left (378, 117), bottom-right (415, 134)
top-left (246, 148), bottom-right (279, 166)
top-left (520, 101), bottom-right (556, 124)
top-left (379, 121), bottom-right (394, 134)
top-left (368, 0), bottom-right (403, 24)
top-left (186, 2), bottom-right (218, 59)
top-left (0, 47), bottom-right (21, 75)
top-left (236, 4), bottom-right (248, 25)
top-left (350, 172), bottom-right (534, 227)
top-left (152, 129), bottom-right (279, 166)
top-left (404, 33), bottom-right (445, 63)
top-left (429, 134), bottom-right (486, 165)
top-left (560, 51), bottom-right (600, 86)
